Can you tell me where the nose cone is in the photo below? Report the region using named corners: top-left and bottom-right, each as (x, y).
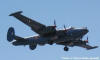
top-left (81, 29), bottom-right (89, 34)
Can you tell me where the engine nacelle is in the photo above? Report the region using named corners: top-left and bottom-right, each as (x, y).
top-left (27, 37), bottom-right (37, 50)
top-left (29, 44), bottom-right (37, 50)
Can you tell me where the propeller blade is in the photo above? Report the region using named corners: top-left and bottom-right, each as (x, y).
top-left (85, 36), bottom-right (89, 43)
top-left (54, 19), bottom-right (56, 27)
top-left (87, 36), bottom-right (88, 40)
top-left (64, 25), bottom-right (66, 31)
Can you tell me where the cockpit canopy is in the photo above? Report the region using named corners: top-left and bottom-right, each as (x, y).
top-left (68, 26), bottom-right (87, 30)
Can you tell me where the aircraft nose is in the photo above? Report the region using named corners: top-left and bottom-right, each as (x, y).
top-left (81, 29), bottom-right (89, 34)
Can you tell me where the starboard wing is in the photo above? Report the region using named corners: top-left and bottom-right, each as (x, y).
top-left (78, 44), bottom-right (98, 50)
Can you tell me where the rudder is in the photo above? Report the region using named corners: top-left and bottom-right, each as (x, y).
top-left (7, 27), bottom-right (15, 42)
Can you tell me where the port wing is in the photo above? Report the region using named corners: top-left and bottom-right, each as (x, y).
top-left (9, 11), bottom-right (46, 35)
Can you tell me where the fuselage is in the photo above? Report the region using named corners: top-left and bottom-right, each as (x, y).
top-left (12, 27), bottom-right (88, 46)
top-left (28, 27), bottom-right (89, 45)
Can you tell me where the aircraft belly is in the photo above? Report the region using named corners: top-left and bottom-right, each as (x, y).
top-left (53, 38), bottom-right (69, 43)
top-left (53, 36), bottom-right (81, 43)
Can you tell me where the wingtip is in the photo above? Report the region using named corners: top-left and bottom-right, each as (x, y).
top-left (87, 46), bottom-right (98, 50)
top-left (9, 11), bottom-right (23, 16)
top-left (94, 46), bottom-right (98, 48)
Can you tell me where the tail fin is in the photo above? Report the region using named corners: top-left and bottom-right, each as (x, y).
top-left (7, 27), bottom-right (15, 42)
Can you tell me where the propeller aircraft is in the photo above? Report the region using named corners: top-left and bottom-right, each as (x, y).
top-left (7, 11), bottom-right (98, 51)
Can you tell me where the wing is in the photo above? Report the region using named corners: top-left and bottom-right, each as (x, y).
top-left (78, 44), bottom-right (98, 50)
top-left (9, 11), bottom-right (46, 35)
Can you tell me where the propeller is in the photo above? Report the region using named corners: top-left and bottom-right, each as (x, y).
top-left (87, 36), bottom-right (88, 40)
top-left (53, 19), bottom-right (56, 28)
top-left (64, 25), bottom-right (67, 31)
top-left (85, 36), bottom-right (89, 43)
